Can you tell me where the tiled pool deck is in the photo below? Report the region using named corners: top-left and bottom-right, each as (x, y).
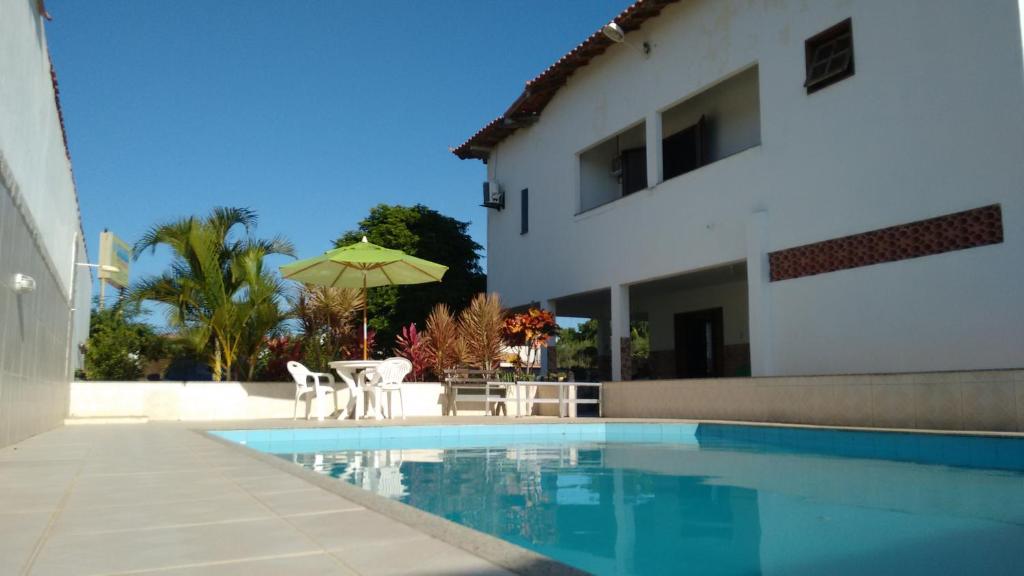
top-left (3, 417), bottom-right (1022, 575)
top-left (1, 418), bottom-right (581, 576)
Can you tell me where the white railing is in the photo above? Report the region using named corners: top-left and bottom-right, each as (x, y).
top-left (514, 381), bottom-right (602, 418)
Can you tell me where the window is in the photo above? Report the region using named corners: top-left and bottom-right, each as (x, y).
top-left (579, 121), bottom-right (646, 212)
top-left (662, 115), bottom-right (707, 180)
top-left (520, 188), bottom-right (529, 234)
top-left (804, 18), bottom-right (854, 94)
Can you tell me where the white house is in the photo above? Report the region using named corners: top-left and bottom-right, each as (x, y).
top-left (454, 0), bottom-right (1024, 381)
top-left (0, 0), bottom-right (91, 447)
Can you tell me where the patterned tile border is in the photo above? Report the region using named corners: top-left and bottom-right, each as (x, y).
top-left (769, 204), bottom-right (1003, 282)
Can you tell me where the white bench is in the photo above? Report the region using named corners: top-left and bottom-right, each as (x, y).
top-left (443, 369), bottom-right (506, 416)
top-left (514, 381), bottom-right (602, 418)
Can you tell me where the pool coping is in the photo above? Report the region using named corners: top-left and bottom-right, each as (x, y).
top-left (200, 423), bottom-right (589, 576)
top-left (197, 416), bottom-right (1024, 438)
top-left (197, 417), bottom-right (1023, 575)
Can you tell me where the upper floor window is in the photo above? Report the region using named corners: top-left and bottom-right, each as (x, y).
top-left (579, 121), bottom-right (647, 213)
top-left (660, 65), bottom-right (761, 183)
top-left (804, 19), bottom-right (854, 94)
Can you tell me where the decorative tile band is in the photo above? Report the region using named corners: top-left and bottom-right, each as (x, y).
top-left (769, 204), bottom-right (1003, 282)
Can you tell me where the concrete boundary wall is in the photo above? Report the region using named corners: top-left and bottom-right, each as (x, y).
top-left (603, 370), bottom-right (1024, 432)
top-left (68, 381), bottom-right (551, 421)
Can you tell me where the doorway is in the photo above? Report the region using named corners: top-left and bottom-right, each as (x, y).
top-left (674, 308), bottom-right (724, 378)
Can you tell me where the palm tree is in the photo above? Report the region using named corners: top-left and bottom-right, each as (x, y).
top-left (424, 303), bottom-right (461, 378)
top-left (458, 293), bottom-right (506, 371)
top-left (130, 207), bottom-right (294, 380)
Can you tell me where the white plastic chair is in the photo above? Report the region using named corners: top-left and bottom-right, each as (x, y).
top-left (370, 357), bottom-right (412, 419)
top-left (287, 361), bottom-right (339, 421)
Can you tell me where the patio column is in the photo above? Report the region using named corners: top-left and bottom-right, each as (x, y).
top-left (645, 111), bottom-right (663, 188)
top-left (747, 210), bottom-right (775, 376)
top-left (610, 283), bottom-right (630, 381)
top-left (539, 299), bottom-right (557, 377)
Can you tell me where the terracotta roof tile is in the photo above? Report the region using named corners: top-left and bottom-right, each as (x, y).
top-left (451, 0), bottom-right (679, 160)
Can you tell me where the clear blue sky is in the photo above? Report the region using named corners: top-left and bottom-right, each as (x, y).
top-left (47, 0), bottom-right (628, 312)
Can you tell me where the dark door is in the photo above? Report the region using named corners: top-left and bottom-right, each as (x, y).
top-left (620, 147), bottom-right (647, 196)
top-left (662, 115), bottom-right (707, 181)
top-left (674, 308), bottom-right (724, 378)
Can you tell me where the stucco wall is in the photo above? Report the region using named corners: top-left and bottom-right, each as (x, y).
top-left (68, 381), bottom-right (543, 421)
top-left (604, 370), bottom-right (1024, 433)
top-left (483, 0), bottom-right (1024, 376)
top-left (0, 1), bottom-right (90, 447)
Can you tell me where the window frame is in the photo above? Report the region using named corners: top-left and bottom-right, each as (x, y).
top-left (804, 18), bottom-right (854, 94)
top-left (520, 188), bottom-right (529, 235)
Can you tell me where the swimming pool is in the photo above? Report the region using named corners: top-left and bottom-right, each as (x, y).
top-left (212, 424), bottom-right (1024, 575)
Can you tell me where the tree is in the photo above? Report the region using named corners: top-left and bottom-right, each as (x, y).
top-left (458, 293), bottom-right (506, 371)
top-left (82, 301), bottom-right (165, 381)
top-left (336, 204), bottom-right (485, 347)
top-left (423, 303), bottom-right (462, 380)
top-left (130, 207), bottom-right (294, 380)
top-left (503, 308), bottom-right (559, 373)
top-left (556, 319), bottom-right (599, 370)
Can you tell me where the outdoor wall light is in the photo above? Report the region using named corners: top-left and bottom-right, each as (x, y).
top-left (601, 22), bottom-right (651, 56)
top-left (11, 273), bottom-right (37, 294)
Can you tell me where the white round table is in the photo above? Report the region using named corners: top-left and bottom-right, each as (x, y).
top-left (329, 360), bottom-right (384, 420)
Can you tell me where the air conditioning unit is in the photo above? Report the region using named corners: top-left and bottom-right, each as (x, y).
top-left (482, 180), bottom-right (504, 210)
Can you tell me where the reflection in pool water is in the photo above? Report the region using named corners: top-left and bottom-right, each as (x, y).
top-left (238, 426), bottom-right (1024, 576)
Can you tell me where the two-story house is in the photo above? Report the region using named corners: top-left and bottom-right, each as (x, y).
top-left (454, 0), bottom-right (1024, 381)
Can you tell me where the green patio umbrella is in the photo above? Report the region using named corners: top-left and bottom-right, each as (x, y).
top-left (279, 237), bottom-right (448, 359)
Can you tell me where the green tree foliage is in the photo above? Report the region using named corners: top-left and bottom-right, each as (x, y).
top-left (130, 207), bottom-right (294, 380)
top-left (556, 319), bottom-right (600, 370)
top-left (555, 319), bottom-right (649, 377)
top-left (336, 204), bottom-right (485, 347)
top-left (82, 301), bottom-right (165, 381)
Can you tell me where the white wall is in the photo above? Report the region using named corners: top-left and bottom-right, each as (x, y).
top-left (0, 0), bottom-right (84, 293)
top-left (0, 0), bottom-right (90, 446)
top-left (69, 381), bottom-right (530, 420)
top-left (483, 0), bottom-right (1024, 376)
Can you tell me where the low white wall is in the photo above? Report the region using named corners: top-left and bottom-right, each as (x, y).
top-left (605, 369), bottom-right (1024, 432)
top-left (68, 381), bottom-right (543, 420)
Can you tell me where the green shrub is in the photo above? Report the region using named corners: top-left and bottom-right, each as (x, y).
top-left (82, 302), bottom-right (165, 381)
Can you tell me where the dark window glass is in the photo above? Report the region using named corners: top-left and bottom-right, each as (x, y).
top-left (520, 188), bottom-right (529, 234)
top-left (620, 147), bottom-right (647, 196)
top-left (805, 19), bottom-right (854, 93)
top-left (662, 115), bottom-right (707, 181)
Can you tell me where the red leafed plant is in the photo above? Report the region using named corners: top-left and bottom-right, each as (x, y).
top-left (339, 328), bottom-right (377, 360)
top-left (395, 323), bottom-right (433, 381)
top-left (503, 308), bottom-right (559, 370)
top-left (260, 335), bottom-right (304, 381)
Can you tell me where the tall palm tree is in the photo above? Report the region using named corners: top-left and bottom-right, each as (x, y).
top-left (130, 207), bottom-right (294, 380)
top-left (458, 293), bottom-right (506, 371)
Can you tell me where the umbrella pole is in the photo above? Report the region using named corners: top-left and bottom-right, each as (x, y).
top-left (362, 274), bottom-right (368, 360)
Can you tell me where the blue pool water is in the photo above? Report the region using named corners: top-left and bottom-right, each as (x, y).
top-left (212, 424), bottom-right (1024, 575)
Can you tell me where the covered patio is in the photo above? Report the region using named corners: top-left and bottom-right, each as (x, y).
top-left (549, 261), bottom-right (750, 381)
